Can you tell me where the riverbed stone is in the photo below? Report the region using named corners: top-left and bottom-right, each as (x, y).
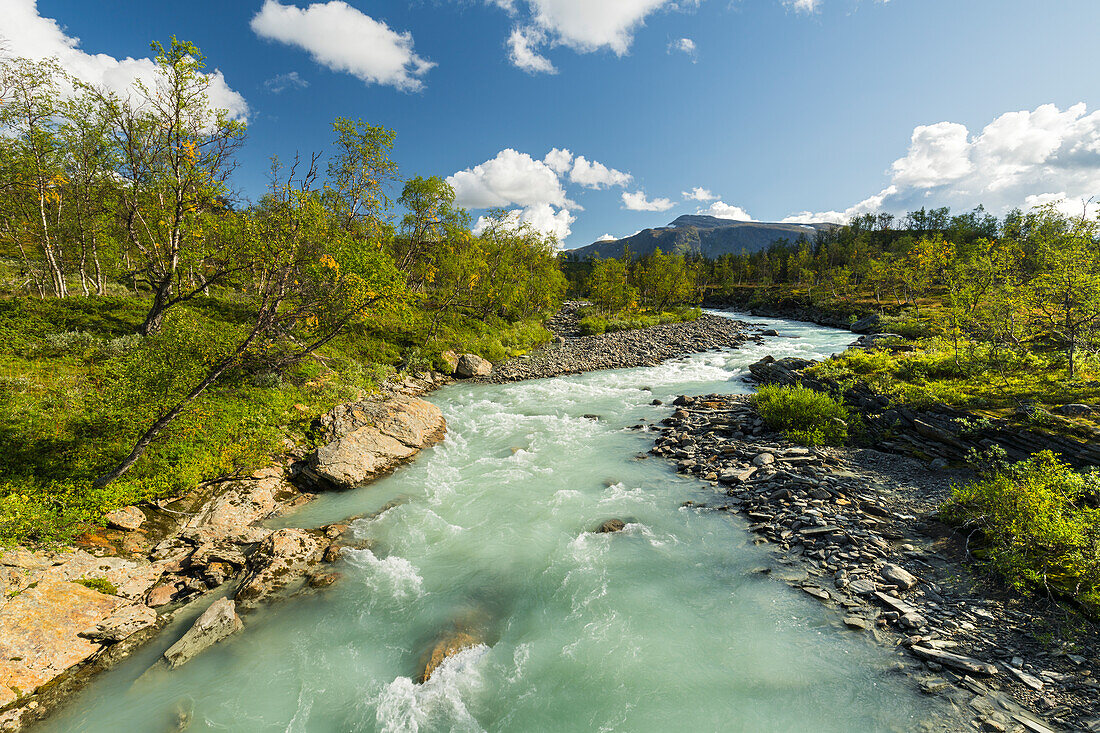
top-left (881, 563), bottom-right (919, 590)
top-left (595, 519), bottom-right (626, 533)
top-left (162, 598), bottom-right (242, 669)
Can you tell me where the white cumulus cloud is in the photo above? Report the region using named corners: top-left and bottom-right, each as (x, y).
top-left (623, 190), bottom-right (676, 212)
top-left (784, 0), bottom-right (821, 12)
top-left (682, 186), bottom-right (718, 201)
top-left (784, 102), bottom-right (1100, 224)
top-left (0, 0), bottom-right (248, 119)
top-left (596, 233), bottom-right (618, 241)
top-left (697, 200), bottom-right (753, 220)
top-left (544, 147), bottom-right (574, 174)
top-left (448, 148), bottom-right (570, 209)
top-left (569, 155), bottom-right (632, 188)
top-left (494, 0), bottom-right (696, 73)
top-left (449, 147), bottom-right (632, 241)
top-left (508, 26), bottom-right (557, 74)
top-left (250, 0), bottom-right (434, 91)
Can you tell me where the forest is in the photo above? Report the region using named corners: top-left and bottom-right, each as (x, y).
top-left (0, 40), bottom-right (564, 543)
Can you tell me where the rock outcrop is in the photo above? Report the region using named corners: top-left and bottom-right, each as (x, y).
top-left (311, 397), bottom-right (447, 489)
top-left (0, 581), bottom-right (122, 708)
top-left (235, 529), bottom-right (322, 609)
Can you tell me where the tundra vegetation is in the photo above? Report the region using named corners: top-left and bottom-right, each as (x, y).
top-left (0, 41), bottom-right (564, 544)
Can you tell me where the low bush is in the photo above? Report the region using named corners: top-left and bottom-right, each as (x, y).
top-left (942, 451), bottom-right (1100, 613)
top-left (752, 384), bottom-right (849, 446)
top-left (578, 307), bottom-right (700, 336)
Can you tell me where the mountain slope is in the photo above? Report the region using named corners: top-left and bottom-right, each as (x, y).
top-left (569, 216), bottom-right (836, 259)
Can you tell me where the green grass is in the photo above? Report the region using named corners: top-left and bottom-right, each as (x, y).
top-left (0, 296), bottom-right (554, 547)
top-left (752, 384), bottom-right (850, 446)
top-left (577, 306), bottom-right (700, 336)
top-left (942, 451), bottom-right (1100, 614)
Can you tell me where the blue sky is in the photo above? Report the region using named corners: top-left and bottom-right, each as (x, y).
top-left (6, 0), bottom-right (1100, 247)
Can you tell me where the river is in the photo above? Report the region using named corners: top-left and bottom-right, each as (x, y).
top-left (37, 314), bottom-right (956, 732)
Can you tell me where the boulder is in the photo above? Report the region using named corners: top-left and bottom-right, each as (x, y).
top-left (850, 314), bottom-right (883, 334)
top-left (162, 598), bottom-right (242, 669)
top-left (752, 452), bottom-right (775, 467)
top-left (0, 580), bottom-right (121, 708)
top-left (79, 603), bottom-right (157, 643)
top-left (761, 329), bottom-right (780, 337)
top-left (595, 519), bottom-right (626, 533)
top-left (313, 398), bottom-right (447, 489)
top-left (853, 333), bottom-right (904, 350)
top-left (881, 563), bottom-right (919, 590)
top-left (235, 529), bottom-right (321, 609)
top-left (1053, 403), bottom-right (1094, 417)
top-left (455, 353), bottom-right (492, 379)
top-left (419, 631), bottom-right (480, 683)
top-left (747, 356), bottom-right (816, 386)
top-left (104, 506), bottom-right (146, 531)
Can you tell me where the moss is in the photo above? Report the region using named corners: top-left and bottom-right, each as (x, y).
top-left (74, 578), bottom-right (117, 595)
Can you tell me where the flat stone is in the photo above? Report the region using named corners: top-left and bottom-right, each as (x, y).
top-left (752, 452), bottom-right (776, 467)
top-left (848, 579), bottom-right (877, 595)
top-left (146, 584), bottom-right (177, 608)
top-left (0, 580), bottom-right (121, 707)
top-left (881, 563), bottom-right (919, 590)
top-left (843, 616), bottom-right (868, 630)
top-left (910, 645), bottom-right (999, 676)
top-left (162, 598), bottom-right (243, 669)
top-left (79, 603), bottom-right (157, 642)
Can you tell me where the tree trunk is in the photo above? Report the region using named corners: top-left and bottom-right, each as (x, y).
top-left (140, 278), bottom-right (173, 335)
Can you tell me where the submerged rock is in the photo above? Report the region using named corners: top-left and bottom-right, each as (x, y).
top-left (162, 598), bottom-right (243, 669)
top-left (595, 519), bottom-right (626, 534)
top-left (419, 631), bottom-right (481, 683)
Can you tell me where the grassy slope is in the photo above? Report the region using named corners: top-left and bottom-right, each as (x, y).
top-left (0, 294), bottom-right (552, 545)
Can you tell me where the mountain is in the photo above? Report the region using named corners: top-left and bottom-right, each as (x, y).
top-left (567, 215), bottom-right (837, 259)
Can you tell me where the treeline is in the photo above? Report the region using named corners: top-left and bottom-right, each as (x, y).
top-left (574, 205), bottom-right (1100, 379)
top-left (0, 40), bottom-right (564, 539)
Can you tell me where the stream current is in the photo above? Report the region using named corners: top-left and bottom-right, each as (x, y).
top-left (38, 314), bottom-right (957, 732)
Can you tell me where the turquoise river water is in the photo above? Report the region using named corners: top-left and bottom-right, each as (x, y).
top-left (37, 314), bottom-right (957, 732)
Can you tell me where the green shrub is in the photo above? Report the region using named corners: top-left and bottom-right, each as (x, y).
top-left (942, 451), bottom-right (1100, 612)
top-left (752, 384), bottom-right (849, 446)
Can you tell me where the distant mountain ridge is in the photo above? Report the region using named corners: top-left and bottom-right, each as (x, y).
top-left (568, 215), bottom-right (837, 259)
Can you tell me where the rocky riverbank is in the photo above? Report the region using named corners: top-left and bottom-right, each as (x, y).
top-left (651, 392), bottom-right (1100, 733)
top-left (0, 371), bottom-right (450, 731)
top-left (485, 302), bottom-right (748, 383)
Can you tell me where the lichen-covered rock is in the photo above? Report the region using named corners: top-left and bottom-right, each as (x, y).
top-left (0, 580), bottom-right (121, 708)
top-left (313, 397), bottom-right (446, 489)
top-left (235, 529), bottom-right (321, 609)
top-left (162, 598), bottom-right (242, 669)
top-left (455, 353), bottom-right (492, 378)
top-left (104, 506), bottom-right (146, 531)
top-left (79, 603), bottom-right (157, 643)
